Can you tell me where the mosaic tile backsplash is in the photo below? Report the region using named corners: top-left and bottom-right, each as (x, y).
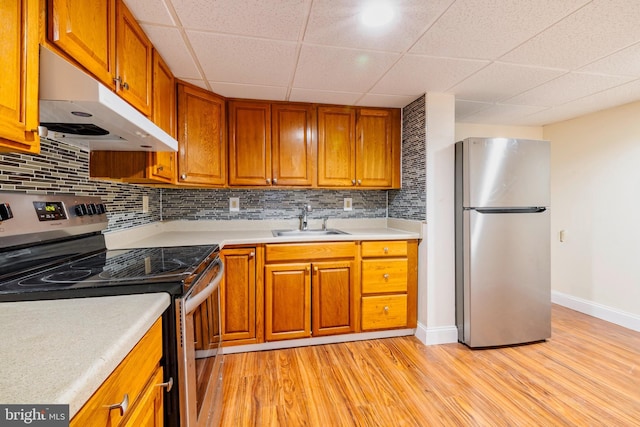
top-left (388, 95), bottom-right (427, 221)
top-left (0, 139), bottom-right (390, 232)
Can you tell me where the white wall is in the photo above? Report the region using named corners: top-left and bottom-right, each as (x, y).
top-left (544, 101), bottom-right (640, 324)
top-left (455, 122), bottom-right (543, 141)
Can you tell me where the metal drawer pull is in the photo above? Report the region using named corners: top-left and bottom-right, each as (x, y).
top-left (106, 393), bottom-right (129, 416)
top-left (383, 247), bottom-right (389, 254)
top-left (383, 273), bottom-right (389, 280)
top-left (159, 377), bottom-right (173, 392)
top-left (384, 306), bottom-right (390, 313)
top-left (249, 252), bottom-right (255, 258)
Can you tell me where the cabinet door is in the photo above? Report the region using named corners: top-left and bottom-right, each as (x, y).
top-left (356, 108), bottom-right (394, 188)
top-left (115, 0), bottom-right (152, 115)
top-left (272, 103), bottom-right (315, 186)
top-left (228, 100), bottom-right (271, 186)
top-left (312, 260), bottom-right (356, 337)
top-left (122, 367), bottom-right (164, 427)
top-left (0, 0), bottom-right (39, 153)
top-left (149, 50), bottom-right (176, 183)
top-left (177, 82), bottom-right (226, 186)
top-left (317, 106), bottom-right (356, 187)
top-left (47, 0), bottom-right (115, 88)
top-left (265, 263), bottom-right (311, 341)
top-left (221, 248), bottom-right (256, 342)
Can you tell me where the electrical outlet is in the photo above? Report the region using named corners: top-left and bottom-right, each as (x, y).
top-left (142, 195), bottom-right (149, 213)
top-left (229, 197), bottom-right (240, 212)
top-left (344, 198), bottom-right (353, 211)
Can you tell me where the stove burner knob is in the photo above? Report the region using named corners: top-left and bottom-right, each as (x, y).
top-left (96, 203), bottom-right (107, 214)
top-left (75, 204), bottom-right (88, 216)
top-left (87, 203), bottom-right (97, 215)
top-left (0, 203), bottom-right (13, 221)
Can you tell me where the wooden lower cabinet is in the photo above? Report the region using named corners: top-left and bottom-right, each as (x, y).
top-left (360, 240), bottom-right (418, 331)
top-left (264, 242), bottom-right (357, 341)
top-left (70, 318), bottom-right (165, 427)
top-left (265, 262), bottom-right (311, 341)
top-left (312, 260), bottom-right (356, 336)
top-left (221, 247), bottom-right (261, 345)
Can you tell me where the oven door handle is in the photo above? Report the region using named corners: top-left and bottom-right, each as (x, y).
top-left (184, 257), bottom-right (224, 315)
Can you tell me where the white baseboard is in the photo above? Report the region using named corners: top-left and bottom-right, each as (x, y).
top-left (552, 291), bottom-right (640, 332)
top-left (415, 321), bottom-right (458, 345)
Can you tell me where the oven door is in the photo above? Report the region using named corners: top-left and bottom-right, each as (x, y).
top-left (177, 257), bottom-right (224, 427)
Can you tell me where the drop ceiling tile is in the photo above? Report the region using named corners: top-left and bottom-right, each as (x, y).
top-left (500, 0), bottom-right (640, 70)
top-left (123, 0), bottom-right (174, 25)
top-left (357, 93), bottom-right (420, 108)
top-left (371, 54), bottom-right (488, 95)
top-left (580, 42), bottom-right (640, 77)
top-left (289, 88), bottom-right (362, 106)
top-left (171, 0), bottom-right (309, 40)
top-left (304, 0), bottom-right (453, 52)
top-left (506, 72), bottom-right (634, 106)
top-left (187, 31), bottom-right (298, 86)
top-left (460, 103), bottom-right (549, 125)
top-left (455, 99), bottom-right (493, 121)
top-left (449, 63), bottom-right (566, 103)
top-left (141, 25), bottom-right (202, 79)
top-left (410, 0), bottom-right (588, 60)
top-left (293, 45), bottom-right (399, 92)
top-left (210, 82), bottom-right (288, 100)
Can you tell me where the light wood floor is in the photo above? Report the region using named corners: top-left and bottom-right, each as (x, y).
top-left (220, 305), bottom-right (640, 426)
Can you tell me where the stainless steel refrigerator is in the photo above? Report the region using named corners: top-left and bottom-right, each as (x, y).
top-left (455, 137), bottom-right (551, 348)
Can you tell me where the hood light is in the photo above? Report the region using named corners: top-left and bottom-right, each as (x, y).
top-left (71, 111), bottom-right (92, 117)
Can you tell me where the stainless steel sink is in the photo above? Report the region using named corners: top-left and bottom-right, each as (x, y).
top-left (272, 229), bottom-right (349, 237)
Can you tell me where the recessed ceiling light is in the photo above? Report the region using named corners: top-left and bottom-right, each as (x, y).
top-left (361, 1), bottom-right (395, 27)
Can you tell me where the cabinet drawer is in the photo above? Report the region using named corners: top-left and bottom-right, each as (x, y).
top-left (362, 295), bottom-right (407, 330)
top-left (265, 242), bottom-right (356, 262)
top-left (71, 318), bottom-right (163, 427)
top-left (361, 259), bottom-right (407, 294)
top-left (361, 241), bottom-right (407, 257)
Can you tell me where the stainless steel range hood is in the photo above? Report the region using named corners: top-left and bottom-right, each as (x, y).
top-left (38, 46), bottom-right (178, 152)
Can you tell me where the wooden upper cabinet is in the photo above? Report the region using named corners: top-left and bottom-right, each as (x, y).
top-left (317, 106), bottom-right (356, 187)
top-left (47, 0), bottom-right (116, 89)
top-left (115, 0), bottom-right (153, 115)
top-left (228, 100), bottom-right (271, 186)
top-left (149, 50), bottom-right (176, 183)
top-left (272, 103), bottom-right (315, 186)
top-left (318, 106), bottom-right (400, 189)
top-left (177, 81), bottom-right (226, 186)
top-left (356, 108), bottom-right (399, 188)
top-left (0, 0), bottom-right (39, 154)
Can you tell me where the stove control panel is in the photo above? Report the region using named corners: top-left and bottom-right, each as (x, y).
top-left (0, 203), bottom-right (13, 221)
top-left (0, 191), bottom-right (109, 249)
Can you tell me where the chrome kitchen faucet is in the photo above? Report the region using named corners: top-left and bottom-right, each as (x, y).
top-left (300, 204), bottom-right (312, 230)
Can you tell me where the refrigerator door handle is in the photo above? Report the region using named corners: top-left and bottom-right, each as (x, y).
top-left (473, 207), bottom-right (547, 214)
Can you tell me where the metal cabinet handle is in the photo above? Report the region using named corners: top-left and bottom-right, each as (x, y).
top-left (113, 77), bottom-right (129, 90)
top-left (249, 252), bottom-right (255, 258)
top-left (180, 174), bottom-right (187, 180)
top-left (383, 306), bottom-right (389, 313)
top-left (158, 377), bottom-right (173, 392)
top-left (266, 178), bottom-right (271, 184)
top-left (314, 266), bottom-right (319, 272)
top-left (106, 393), bottom-right (129, 416)
top-left (357, 179), bottom-right (362, 185)
top-left (273, 178), bottom-right (278, 184)
top-left (383, 273), bottom-right (390, 280)
top-left (157, 166), bottom-right (164, 171)
top-left (351, 179), bottom-right (356, 185)
top-left (383, 247), bottom-right (389, 254)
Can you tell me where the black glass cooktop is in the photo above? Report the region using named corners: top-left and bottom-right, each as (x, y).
top-left (0, 245), bottom-right (219, 301)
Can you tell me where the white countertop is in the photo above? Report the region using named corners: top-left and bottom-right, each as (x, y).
top-left (104, 218), bottom-right (422, 249)
top-left (0, 293), bottom-right (170, 418)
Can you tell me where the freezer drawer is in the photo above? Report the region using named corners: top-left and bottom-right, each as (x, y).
top-left (462, 209), bottom-right (551, 347)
